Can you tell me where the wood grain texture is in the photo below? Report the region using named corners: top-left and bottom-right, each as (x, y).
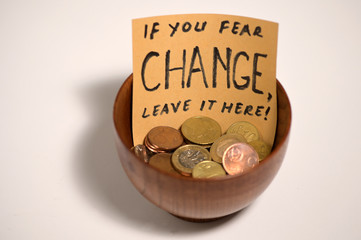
top-left (113, 74), bottom-right (292, 221)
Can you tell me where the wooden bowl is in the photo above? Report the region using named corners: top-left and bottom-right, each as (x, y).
top-left (113, 74), bottom-right (292, 222)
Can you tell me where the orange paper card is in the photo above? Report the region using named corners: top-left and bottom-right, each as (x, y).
top-left (132, 14), bottom-right (278, 146)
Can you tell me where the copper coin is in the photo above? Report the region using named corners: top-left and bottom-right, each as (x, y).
top-left (144, 135), bottom-right (166, 153)
top-left (210, 133), bottom-right (247, 163)
top-left (222, 143), bottom-right (259, 175)
top-left (147, 126), bottom-right (184, 152)
top-left (149, 153), bottom-right (181, 176)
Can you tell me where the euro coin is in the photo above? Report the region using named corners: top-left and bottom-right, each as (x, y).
top-left (171, 144), bottom-right (211, 176)
top-left (226, 121), bottom-right (260, 142)
top-left (149, 153), bottom-right (181, 176)
top-left (181, 116), bottom-right (222, 145)
top-left (210, 133), bottom-right (247, 163)
top-left (248, 140), bottom-right (272, 161)
top-left (146, 126), bottom-right (183, 152)
top-left (192, 160), bottom-right (226, 178)
top-left (222, 143), bottom-right (259, 175)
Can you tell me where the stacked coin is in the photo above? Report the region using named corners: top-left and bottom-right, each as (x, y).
top-left (136, 116), bottom-right (273, 178)
top-left (144, 126), bottom-right (184, 153)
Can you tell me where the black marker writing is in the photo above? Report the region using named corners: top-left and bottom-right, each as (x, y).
top-left (252, 53), bottom-right (267, 94)
top-left (233, 51), bottom-right (250, 90)
top-left (219, 20), bottom-right (263, 37)
top-left (141, 99), bottom-right (192, 118)
top-left (169, 22), bottom-right (179, 37)
top-left (144, 22), bottom-right (160, 39)
top-left (187, 46), bottom-right (208, 88)
top-left (213, 47), bottom-right (231, 88)
top-left (169, 21), bottom-right (207, 37)
top-left (141, 51), bottom-right (160, 91)
top-left (141, 47), bottom-right (266, 93)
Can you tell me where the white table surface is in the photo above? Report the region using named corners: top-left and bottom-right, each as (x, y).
top-left (1, 1), bottom-right (360, 239)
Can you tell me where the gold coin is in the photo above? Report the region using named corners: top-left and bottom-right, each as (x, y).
top-left (192, 160), bottom-right (226, 178)
top-left (149, 153), bottom-right (181, 176)
top-left (226, 121), bottom-right (260, 142)
top-left (210, 133), bottom-right (247, 163)
top-left (181, 116), bottom-right (222, 145)
top-left (171, 144), bottom-right (211, 176)
top-left (183, 138), bottom-right (212, 149)
top-left (248, 140), bottom-right (272, 161)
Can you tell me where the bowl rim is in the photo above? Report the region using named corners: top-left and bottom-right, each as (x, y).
top-left (113, 74), bottom-right (292, 182)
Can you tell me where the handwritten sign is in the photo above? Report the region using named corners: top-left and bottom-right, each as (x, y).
top-left (132, 14), bottom-right (278, 146)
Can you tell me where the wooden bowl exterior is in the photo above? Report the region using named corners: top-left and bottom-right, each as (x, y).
top-left (113, 74), bottom-right (292, 221)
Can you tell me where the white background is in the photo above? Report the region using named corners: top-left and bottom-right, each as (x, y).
top-left (1, 0), bottom-right (360, 239)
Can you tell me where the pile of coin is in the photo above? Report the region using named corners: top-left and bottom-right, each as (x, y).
top-left (144, 126), bottom-right (183, 153)
top-left (131, 116), bottom-right (272, 178)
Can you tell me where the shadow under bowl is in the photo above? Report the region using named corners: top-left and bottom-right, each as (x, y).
top-left (113, 74), bottom-right (292, 222)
